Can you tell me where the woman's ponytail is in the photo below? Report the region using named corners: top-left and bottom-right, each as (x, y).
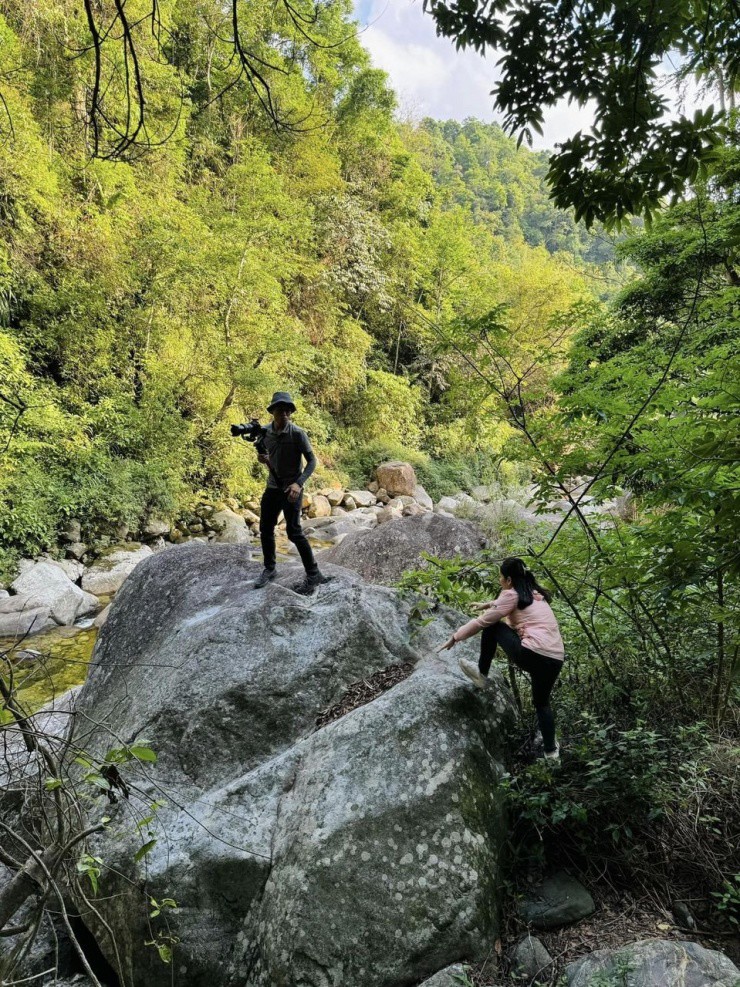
top-left (500, 557), bottom-right (552, 609)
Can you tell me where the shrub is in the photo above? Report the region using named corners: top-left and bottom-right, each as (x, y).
top-left (348, 370), bottom-right (425, 447)
top-left (340, 440), bottom-right (522, 502)
top-left (501, 716), bottom-right (740, 905)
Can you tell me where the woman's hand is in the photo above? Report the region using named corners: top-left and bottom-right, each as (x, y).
top-left (435, 637), bottom-right (457, 653)
top-left (470, 601), bottom-right (491, 612)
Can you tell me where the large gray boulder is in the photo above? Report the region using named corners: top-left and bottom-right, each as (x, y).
top-left (71, 544), bottom-right (514, 987)
top-left (80, 543), bottom-right (153, 595)
top-left (325, 512), bottom-right (487, 584)
top-left (2, 561), bottom-right (98, 634)
top-left (565, 939), bottom-right (740, 987)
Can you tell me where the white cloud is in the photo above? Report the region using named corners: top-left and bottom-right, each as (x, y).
top-left (355, 0), bottom-right (715, 150)
top-left (355, 0), bottom-right (595, 148)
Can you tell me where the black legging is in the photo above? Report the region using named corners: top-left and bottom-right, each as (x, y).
top-left (480, 622), bottom-right (563, 752)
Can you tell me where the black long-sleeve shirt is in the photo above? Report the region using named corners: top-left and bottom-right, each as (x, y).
top-left (263, 421), bottom-right (317, 490)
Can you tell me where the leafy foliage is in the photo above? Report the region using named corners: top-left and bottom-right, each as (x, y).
top-left (398, 137), bottom-right (740, 913)
top-left (423, 0), bottom-right (737, 225)
top-left (0, 3), bottom-right (602, 572)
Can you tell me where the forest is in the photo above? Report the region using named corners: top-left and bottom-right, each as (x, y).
top-left (0, 0), bottom-right (739, 985)
top-left (0, 0), bottom-right (628, 579)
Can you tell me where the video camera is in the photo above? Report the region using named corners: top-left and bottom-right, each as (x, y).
top-left (230, 419), bottom-right (268, 458)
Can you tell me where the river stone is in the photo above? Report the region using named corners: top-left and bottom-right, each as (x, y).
top-left (93, 602), bottom-right (111, 628)
top-left (565, 939), bottom-right (740, 986)
top-left (376, 460), bottom-right (418, 498)
top-left (672, 901), bottom-right (696, 930)
top-left (10, 561), bottom-right (98, 626)
top-left (302, 514), bottom-right (336, 532)
top-left (0, 602), bottom-right (57, 638)
top-left (325, 513), bottom-right (487, 585)
top-left (49, 558), bottom-right (85, 583)
top-left (71, 544), bottom-right (515, 987)
top-left (144, 517), bottom-right (170, 538)
top-left (436, 496), bottom-right (461, 513)
top-left (510, 934), bottom-right (553, 983)
top-left (413, 485), bottom-right (434, 510)
top-left (80, 544), bottom-right (153, 595)
top-left (346, 489), bottom-right (376, 508)
top-left (319, 514), bottom-right (377, 542)
top-left (212, 507), bottom-right (250, 545)
top-left (65, 541), bottom-right (88, 560)
top-left (520, 871), bottom-right (595, 929)
top-left (308, 494), bottom-right (332, 518)
top-left (419, 964), bottom-right (469, 986)
top-left (343, 494), bottom-right (357, 511)
top-left (61, 518), bottom-right (82, 543)
top-left (326, 488), bottom-right (344, 506)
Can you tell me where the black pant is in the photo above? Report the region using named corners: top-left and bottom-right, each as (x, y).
top-left (259, 487), bottom-right (318, 577)
top-left (479, 622), bottom-right (563, 752)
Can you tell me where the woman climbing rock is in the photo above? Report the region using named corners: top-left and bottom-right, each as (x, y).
top-left (437, 557), bottom-right (565, 760)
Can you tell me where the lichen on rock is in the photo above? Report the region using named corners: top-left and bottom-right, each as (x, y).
top-left (70, 544), bottom-right (515, 987)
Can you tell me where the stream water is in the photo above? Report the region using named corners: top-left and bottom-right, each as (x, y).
top-left (1, 621), bottom-right (100, 722)
top-left (2, 538), bottom-right (327, 719)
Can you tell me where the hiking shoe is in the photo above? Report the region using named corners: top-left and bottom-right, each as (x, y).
top-left (295, 572), bottom-right (332, 595)
top-left (458, 657), bottom-right (489, 690)
top-left (544, 743), bottom-right (561, 761)
top-left (253, 568), bottom-right (276, 589)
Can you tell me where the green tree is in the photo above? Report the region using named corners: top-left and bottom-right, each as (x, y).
top-left (423, 0), bottom-right (738, 224)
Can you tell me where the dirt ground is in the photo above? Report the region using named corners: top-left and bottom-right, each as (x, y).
top-left (463, 885), bottom-right (740, 985)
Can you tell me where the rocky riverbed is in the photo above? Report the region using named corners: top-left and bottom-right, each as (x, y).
top-left (2, 461), bottom-right (628, 647)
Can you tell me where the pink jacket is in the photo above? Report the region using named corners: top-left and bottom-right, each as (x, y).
top-left (453, 588), bottom-right (565, 660)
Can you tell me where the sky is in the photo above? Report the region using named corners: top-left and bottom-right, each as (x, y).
top-left (353, 0), bottom-right (703, 151)
top-left (354, 0), bottom-right (594, 149)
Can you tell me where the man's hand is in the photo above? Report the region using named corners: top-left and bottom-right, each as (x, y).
top-left (258, 454), bottom-right (270, 466)
top-left (435, 637), bottom-right (457, 653)
top-left (286, 483), bottom-right (302, 503)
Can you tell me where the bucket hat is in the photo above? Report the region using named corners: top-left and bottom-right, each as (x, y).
top-left (267, 391), bottom-right (297, 413)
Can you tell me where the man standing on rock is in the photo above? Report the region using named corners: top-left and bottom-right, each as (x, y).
top-left (253, 391), bottom-right (330, 595)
